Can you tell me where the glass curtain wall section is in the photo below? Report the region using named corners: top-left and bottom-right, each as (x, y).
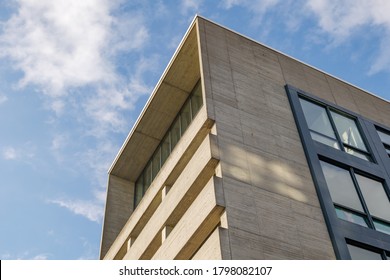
top-left (133, 81), bottom-right (203, 208)
top-left (377, 129), bottom-right (390, 157)
top-left (320, 160), bottom-right (390, 235)
top-left (299, 98), bottom-right (371, 161)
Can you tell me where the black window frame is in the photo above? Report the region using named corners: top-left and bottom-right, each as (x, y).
top-left (285, 85), bottom-right (390, 259)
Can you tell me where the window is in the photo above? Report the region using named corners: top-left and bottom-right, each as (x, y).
top-left (377, 129), bottom-right (390, 157)
top-left (320, 160), bottom-right (390, 235)
top-left (300, 98), bottom-right (371, 161)
top-left (347, 244), bottom-right (383, 260)
top-left (133, 81), bottom-right (203, 208)
top-left (285, 85), bottom-right (390, 260)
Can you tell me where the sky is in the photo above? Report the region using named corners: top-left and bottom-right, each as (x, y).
top-left (0, 0), bottom-right (389, 260)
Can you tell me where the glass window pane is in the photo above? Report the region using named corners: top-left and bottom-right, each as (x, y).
top-left (191, 82), bottom-right (203, 118)
top-left (377, 130), bottom-right (390, 146)
top-left (152, 147), bottom-right (161, 180)
top-left (181, 99), bottom-right (192, 133)
top-left (171, 116), bottom-right (181, 149)
top-left (335, 207), bottom-right (368, 227)
top-left (320, 161), bottom-right (364, 212)
top-left (134, 177), bottom-right (143, 207)
top-left (300, 99), bottom-right (337, 143)
top-left (331, 111), bottom-right (367, 152)
top-left (347, 244), bottom-right (383, 260)
top-left (356, 174), bottom-right (390, 222)
top-left (143, 162), bottom-right (152, 193)
top-left (161, 133), bottom-right (170, 166)
top-left (344, 147), bottom-right (371, 161)
top-left (310, 131), bottom-right (340, 149)
top-left (373, 219), bottom-right (390, 235)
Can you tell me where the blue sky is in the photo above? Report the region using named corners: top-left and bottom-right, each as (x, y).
top-left (0, 0), bottom-right (389, 260)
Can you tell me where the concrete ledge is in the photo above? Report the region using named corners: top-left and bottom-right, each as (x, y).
top-left (122, 134), bottom-right (220, 259)
top-left (152, 176), bottom-right (225, 260)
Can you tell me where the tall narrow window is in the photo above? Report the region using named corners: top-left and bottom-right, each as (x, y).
top-left (299, 98), bottom-right (340, 149)
top-left (299, 98), bottom-right (371, 161)
top-left (377, 129), bottom-right (390, 157)
top-left (170, 116), bottom-right (181, 149)
top-left (161, 133), bottom-right (171, 166)
top-left (347, 244), bottom-right (383, 260)
top-left (356, 174), bottom-right (390, 235)
top-left (181, 99), bottom-right (192, 133)
top-left (320, 160), bottom-right (390, 235)
top-left (320, 161), bottom-right (368, 227)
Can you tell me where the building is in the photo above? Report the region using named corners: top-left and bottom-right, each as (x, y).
top-left (99, 16), bottom-right (390, 260)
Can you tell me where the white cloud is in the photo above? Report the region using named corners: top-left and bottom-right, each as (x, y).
top-left (2, 147), bottom-right (17, 160)
top-left (0, 94), bottom-right (8, 105)
top-left (1, 145), bottom-right (35, 161)
top-left (181, 0), bottom-right (203, 14)
top-left (0, 0), bottom-right (151, 130)
top-left (0, 0), bottom-right (150, 94)
top-left (49, 198), bottom-right (104, 223)
top-left (305, 0), bottom-right (390, 74)
top-left (32, 254), bottom-right (50, 260)
top-left (221, 0), bottom-right (280, 18)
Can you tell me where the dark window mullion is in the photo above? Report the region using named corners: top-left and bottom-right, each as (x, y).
top-left (343, 143), bottom-right (371, 156)
top-left (326, 106), bottom-right (345, 152)
top-left (309, 129), bottom-right (338, 142)
top-left (333, 203), bottom-right (367, 217)
top-left (350, 168), bottom-right (376, 229)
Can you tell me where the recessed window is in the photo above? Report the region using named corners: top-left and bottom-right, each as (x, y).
top-left (299, 98), bottom-right (340, 149)
top-left (347, 244), bottom-right (383, 260)
top-left (320, 160), bottom-right (390, 235)
top-left (133, 81), bottom-right (203, 208)
top-left (286, 85), bottom-right (390, 260)
top-left (320, 161), bottom-right (364, 213)
top-left (377, 129), bottom-right (390, 158)
top-left (299, 98), bottom-right (371, 161)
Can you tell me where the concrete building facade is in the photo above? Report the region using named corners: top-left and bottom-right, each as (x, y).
top-left (100, 16), bottom-right (390, 260)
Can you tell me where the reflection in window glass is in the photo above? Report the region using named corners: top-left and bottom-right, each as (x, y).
top-left (377, 130), bottom-right (390, 146)
top-left (344, 147), bottom-right (371, 161)
top-left (161, 134), bottom-right (170, 166)
top-left (191, 83), bottom-right (203, 118)
top-left (135, 177), bottom-right (143, 207)
top-left (373, 220), bottom-right (390, 235)
top-left (171, 116), bottom-right (181, 149)
top-left (355, 174), bottom-right (390, 222)
top-left (320, 161), bottom-right (364, 212)
top-left (152, 148), bottom-right (161, 180)
top-left (347, 244), bottom-right (383, 260)
top-left (300, 99), bottom-right (338, 147)
top-left (310, 131), bottom-right (340, 149)
top-left (143, 162), bottom-right (152, 193)
top-left (335, 207), bottom-right (368, 227)
top-left (331, 111), bottom-right (367, 152)
top-left (181, 99), bottom-right (192, 133)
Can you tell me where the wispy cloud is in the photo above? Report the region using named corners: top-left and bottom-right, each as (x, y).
top-left (0, 0), bottom-right (151, 129)
top-left (220, 0), bottom-right (390, 74)
top-left (0, 93), bottom-right (7, 105)
top-left (181, 0), bottom-right (203, 15)
top-left (0, 1), bottom-right (154, 221)
top-left (220, 0), bottom-right (280, 18)
top-left (305, 0), bottom-right (390, 74)
top-left (49, 198), bottom-right (104, 223)
top-left (1, 145), bottom-right (35, 161)
top-left (2, 147), bottom-right (17, 160)
top-left (0, 0), bottom-right (148, 95)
